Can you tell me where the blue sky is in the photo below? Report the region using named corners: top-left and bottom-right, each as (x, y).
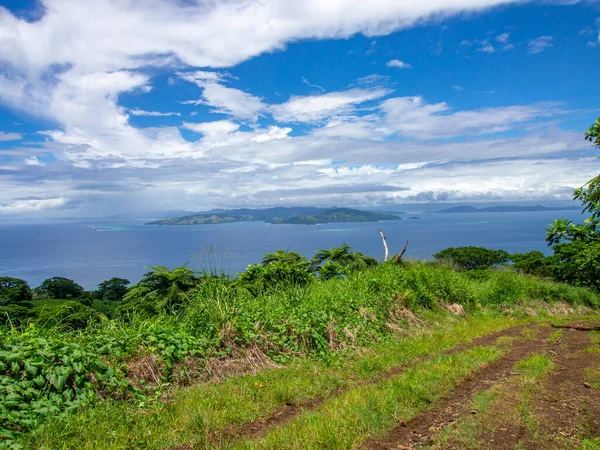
top-left (0, 0), bottom-right (599, 217)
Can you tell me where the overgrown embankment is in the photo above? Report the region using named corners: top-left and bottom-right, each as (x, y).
top-left (2, 262), bottom-right (599, 449)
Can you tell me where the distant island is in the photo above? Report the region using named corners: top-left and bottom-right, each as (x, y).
top-left (433, 205), bottom-right (580, 214)
top-left (147, 207), bottom-right (403, 226)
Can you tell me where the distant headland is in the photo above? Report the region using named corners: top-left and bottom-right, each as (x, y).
top-left (146, 207), bottom-right (404, 226)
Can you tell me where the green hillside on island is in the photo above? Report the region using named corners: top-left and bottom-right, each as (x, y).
top-left (147, 207), bottom-right (402, 225)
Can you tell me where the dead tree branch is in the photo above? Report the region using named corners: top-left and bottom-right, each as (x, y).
top-left (393, 240), bottom-right (409, 264)
top-left (378, 229), bottom-right (389, 262)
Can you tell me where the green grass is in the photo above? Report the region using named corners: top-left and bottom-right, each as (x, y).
top-left (547, 329), bottom-right (564, 343)
top-left (3, 262), bottom-right (599, 448)
top-left (232, 346), bottom-right (504, 450)
top-left (19, 315), bottom-right (515, 449)
top-left (427, 353), bottom-right (555, 449)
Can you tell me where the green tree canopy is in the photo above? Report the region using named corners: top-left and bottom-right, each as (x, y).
top-left (0, 277), bottom-right (33, 304)
top-left (311, 244), bottom-right (378, 279)
top-left (119, 266), bottom-right (198, 316)
top-left (97, 277), bottom-right (130, 301)
top-left (545, 116), bottom-right (600, 291)
top-left (36, 277), bottom-right (84, 300)
top-left (433, 246), bottom-right (510, 271)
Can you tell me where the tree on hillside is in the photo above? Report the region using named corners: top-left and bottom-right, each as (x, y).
top-left (36, 277), bottom-right (84, 300)
top-left (546, 116), bottom-right (600, 291)
top-left (118, 266), bottom-right (198, 316)
top-left (311, 244), bottom-right (378, 279)
top-left (97, 277), bottom-right (130, 301)
top-left (433, 246), bottom-right (510, 271)
top-left (261, 250), bottom-right (309, 268)
top-left (0, 277), bottom-right (33, 303)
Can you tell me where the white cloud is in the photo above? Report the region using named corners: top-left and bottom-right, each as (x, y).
top-left (478, 44), bottom-right (495, 53)
top-left (379, 96), bottom-right (561, 139)
top-left (386, 59), bottom-right (412, 69)
top-left (0, 0), bottom-right (594, 216)
top-left (128, 108), bottom-right (180, 117)
top-left (0, 131), bottom-right (22, 141)
top-left (302, 77), bottom-right (325, 92)
top-left (528, 35), bottom-right (554, 54)
top-left (24, 156), bottom-right (44, 166)
top-left (496, 32), bottom-right (510, 43)
top-left (178, 71), bottom-right (265, 121)
top-left (271, 88), bottom-right (391, 123)
top-left (452, 85), bottom-right (464, 91)
top-left (183, 120), bottom-right (240, 136)
top-left (503, 43), bottom-right (515, 51)
top-left (0, 198), bottom-right (68, 214)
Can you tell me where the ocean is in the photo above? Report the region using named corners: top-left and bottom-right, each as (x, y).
top-left (0, 210), bottom-right (584, 289)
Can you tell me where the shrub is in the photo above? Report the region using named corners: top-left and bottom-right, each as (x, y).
top-left (433, 246), bottom-right (510, 271)
top-left (36, 302), bottom-right (101, 331)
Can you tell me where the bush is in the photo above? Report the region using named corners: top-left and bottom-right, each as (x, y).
top-left (35, 277), bottom-right (84, 300)
top-left (433, 246), bottom-right (510, 271)
top-left (237, 261), bottom-right (314, 296)
top-left (36, 302), bottom-right (101, 331)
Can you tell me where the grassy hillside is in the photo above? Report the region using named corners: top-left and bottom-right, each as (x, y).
top-left (2, 261), bottom-right (599, 448)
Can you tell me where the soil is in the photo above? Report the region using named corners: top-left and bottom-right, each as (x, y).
top-left (214, 324), bottom-right (530, 443)
top-left (359, 325), bottom-right (555, 450)
top-left (173, 321), bottom-right (600, 449)
top-left (360, 321), bottom-right (600, 450)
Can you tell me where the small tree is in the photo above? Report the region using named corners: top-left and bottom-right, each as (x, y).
top-left (36, 277), bottom-right (84, 300)
top-left (546, 116), bottom-right (600, 291)
top-left (118, 266), bottom-right (198, 316)
top-left (0, 277), bottom-right (33, 303)
top-left (311, 244), bottom-right (377, 279)
top-left (433, 246), bottom-right (510, 271)
top-left (0, 277), bottom-right (35, 324)
top-left (97, 277), bottom-right (130, 301)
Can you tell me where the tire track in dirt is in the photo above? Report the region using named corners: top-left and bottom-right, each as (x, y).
top-left (359, 324), bottom-right (554, 450)
top-left (212, 323), bottom-right (531, 444)
top-left (523, 324), bottom-right (600, 449)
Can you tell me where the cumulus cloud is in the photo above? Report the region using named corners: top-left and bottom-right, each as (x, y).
top-left (478, 44), bottom-right (495, 53)
top-left (496, 32), bottom-right (510, 43)
top-left (386, 59), bottom-right (412, 69)
top-left (24, 156), bottom-right (44, 166)
top-left (528, 35), bottom-right (554, 54)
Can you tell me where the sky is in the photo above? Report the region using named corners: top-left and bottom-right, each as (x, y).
top-left (0, 0), bottom-right (599, 218)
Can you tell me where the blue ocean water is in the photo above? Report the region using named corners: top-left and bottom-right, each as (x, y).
top-left (0, 210), bottom-right (584, 289)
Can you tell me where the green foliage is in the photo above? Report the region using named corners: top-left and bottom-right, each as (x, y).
top-left (97, 278), bottom-right (130, 301)
top-left (35, 277), bottom-right (84, 300)
top-left (433, 246), bottom-right (510, 271)
top-left (36, 302), bottom-right (101, 331)
top-left (545, 116), bottom-right (600, 292)
top-left (0, 304), bottom-right (37, 326)
top-left (261, 250), bottom-right (309, 267)
top-left (118, 266), bottom-right (198, 317)
top-left (0, 278), bottom-right (33, 304)
top-left (509, 251), bottom-right (555, 278)
top-left (311, 244), bottom-right (378, 279)
top-left (237, 261), bottom-right (314, 296)
top-left (0, 327), bottom-right (131, 442)
top-left (0, 261), bottom-right (598, 444)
